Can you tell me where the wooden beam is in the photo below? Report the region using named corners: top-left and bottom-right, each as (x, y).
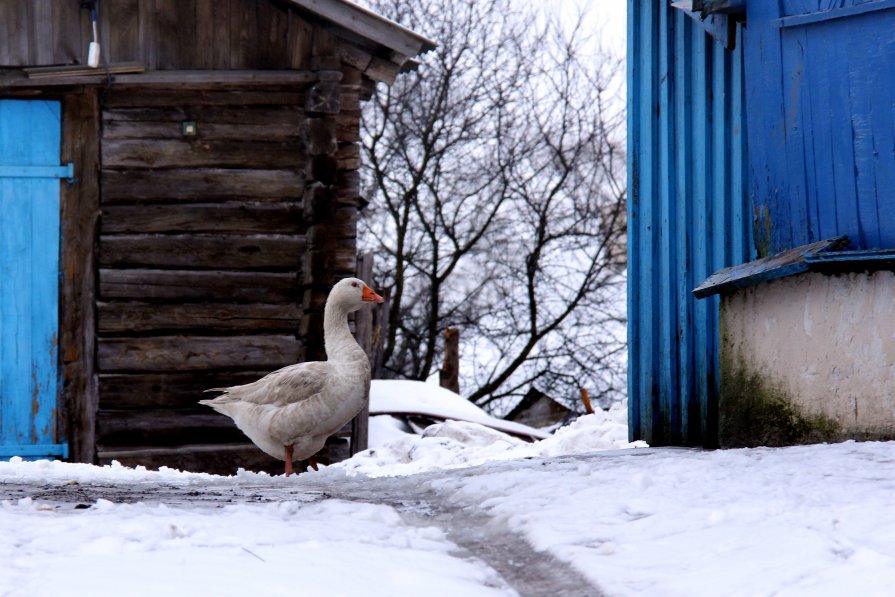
top-left (60, 89), bottom-right (100, 464)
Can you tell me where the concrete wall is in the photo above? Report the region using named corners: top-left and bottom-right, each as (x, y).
top-left (719, 271), bottom-right (895, 447)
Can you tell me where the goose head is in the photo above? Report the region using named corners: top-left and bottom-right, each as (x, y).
top-left (328, 277), bottom-right (384, 313)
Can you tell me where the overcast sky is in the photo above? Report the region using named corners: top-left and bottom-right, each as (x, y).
top-left (538, 0), bottom-right (627, 51)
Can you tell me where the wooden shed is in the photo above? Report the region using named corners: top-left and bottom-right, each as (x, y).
top-left (629, 0), bottom-right (895, 448)
top-left (0, 0), bottom-right (433, 474)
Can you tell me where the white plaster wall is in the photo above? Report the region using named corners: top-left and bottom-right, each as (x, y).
top-left (722, 270), bottom-right (895, 434)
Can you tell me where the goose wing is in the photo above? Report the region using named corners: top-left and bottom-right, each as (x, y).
top-left (204, 361), bottom-right (330, 407)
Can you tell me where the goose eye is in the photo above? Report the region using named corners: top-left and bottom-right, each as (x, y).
top-left (351, 282), bottom-right (359, 287)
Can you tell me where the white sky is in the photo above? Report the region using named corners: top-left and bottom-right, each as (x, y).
top-left (536, 0), bottom-right (627, 51)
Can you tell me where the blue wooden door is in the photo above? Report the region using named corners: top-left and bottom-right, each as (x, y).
top-left (746, 0), bottom-right (895, 255)
top-left (0, 99), bottom-right (70, 460)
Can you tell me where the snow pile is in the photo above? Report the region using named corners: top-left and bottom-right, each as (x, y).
top-left (337, 399), bottom-right (646, 477)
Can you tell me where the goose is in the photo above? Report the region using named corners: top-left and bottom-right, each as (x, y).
top-left (200, 277), bottom-right (384, 475)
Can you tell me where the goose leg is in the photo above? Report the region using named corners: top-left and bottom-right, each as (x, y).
top-left (284, 444), bottom-right (295, 476)
top-left (308, 455), bottom-right (319, 471)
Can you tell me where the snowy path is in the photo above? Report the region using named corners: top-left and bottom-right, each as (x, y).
top-left (4, 441), bottom-right (895, 596)
top-left (1, 458), bottom-right (601, 597)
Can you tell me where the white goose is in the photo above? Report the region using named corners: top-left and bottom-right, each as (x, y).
top-left (200, 277), bottom-right (384, 475)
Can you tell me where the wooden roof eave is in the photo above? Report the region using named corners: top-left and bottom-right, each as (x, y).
top-left (284, 0), bottom-right (435, 76)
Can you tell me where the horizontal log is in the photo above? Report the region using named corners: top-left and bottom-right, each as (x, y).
top-left (99, 269), bottom-right (302, 302)
top-left (97, 334), bottom-right (302, 372)
top-left (98, 371), bottom-right (277, 410)
top-left (97, 409), bottom-right (246, 447)
top-left (103, 105), bottom-right (305, 125)
top-left (102, 89), bottom-right (305, 108)
top-left (336, 111), bottom-right (361, 142)
top-left (99, 234), bottom-right (306, 270)
top-left (103, 120), bottom-right (306, 142)
top-left (102, 139), bottom-right (308, 169)
top-left (108, 70), bottom-right (318, 88)
top-left (95, 440), bottom-right (344, 475)
top-left (101, 203), bottom-right (306, 234)
top-left (336, 143), bottom-right (361, 170)
top-left (96, 443), bottom-right (283, 475)
top-left (98, 302), bottom-right (302, 333)
top-left (101, 169), bottom-right (307, 204)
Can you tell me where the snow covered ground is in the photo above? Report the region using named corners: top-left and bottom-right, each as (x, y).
top-left (2, 384), bottom-right (895, 596)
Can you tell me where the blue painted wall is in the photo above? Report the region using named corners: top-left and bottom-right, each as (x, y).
top-left (0, 99), bottom-right (67, 460)
top-left (746, 0), bottom-right (895, 255)
top-left (628, 1), bottom-right (751, 446)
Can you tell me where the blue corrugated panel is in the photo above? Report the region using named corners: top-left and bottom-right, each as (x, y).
top-left (628, 1), bottom-right (751, 446)
top-left (0, 99), bottom-right (67, 461)
top-left (746, 0), bottom-right (895, 255)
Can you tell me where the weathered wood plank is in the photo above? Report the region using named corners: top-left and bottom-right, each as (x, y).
top-left (97, 409), bottom-right (246, 446)
top-left (257, 0), bottom-right (290, 69)
top-left (30, 0), bottom-right (54, 65)
top-left (98, 371), bottom-right (275, 410)
top-left (101, 203), bottom-right (305, 234)
top-left (229, 0), bottom-right (258, 69)
top-left (106, 0), bottom-right (140, 63)
top-left (95, 442), bottom-right (286, 475)
top-left (51, 0), bottom-right (82, 65)
top-left (97, 335), bottom-right (302, 372)
top-left (99, 269), bottom-right (301, 302)
top-left (286, 10), bottom-right (314, 70)
top-left (102, 89), bottom-right (305, 108)
top-left (60, 90), bottom-right (101, 464)
top-left (101, 138), bottom-right (308, 169)
top-left (137, 0), bottom-right (158, 70)
top-left (102, 104), bottom-right (306, 125)
top-left (101, 169), bottom-right (306, 203)
top-left (107, 70), bottom-right (318, 88)
top-left (99, 234), bottom-right (306, 270)
top-left (98, 302), bottom-right (302, 333)
top-left (102, 120), bottom-right (306, 141)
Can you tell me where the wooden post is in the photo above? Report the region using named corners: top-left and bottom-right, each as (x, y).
top-left (350, 253), bottom-right (375, 456)
top-left (580, 387), bottom-right (595, 414)
top-left (439, 328), bottom-right (460, 394)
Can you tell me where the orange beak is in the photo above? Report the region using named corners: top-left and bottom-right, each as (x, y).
top-left (362, 285), bottom-right (384, 303)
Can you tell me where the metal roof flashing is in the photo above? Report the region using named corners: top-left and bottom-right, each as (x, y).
top-left (692, 237), bottom-right (850, 298)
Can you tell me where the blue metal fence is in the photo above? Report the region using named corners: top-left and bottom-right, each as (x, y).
top-left (627, 1), bottom-right (751, 446)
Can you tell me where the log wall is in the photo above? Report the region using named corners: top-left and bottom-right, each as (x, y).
top-left (1, 0), bottom-right (383, 475)
top-left (91, 59), bottom-right (367, 476)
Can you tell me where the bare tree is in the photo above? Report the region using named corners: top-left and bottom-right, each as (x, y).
top-left (359, 0), bottom-right (627, 411)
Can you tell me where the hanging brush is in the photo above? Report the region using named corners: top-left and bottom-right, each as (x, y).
top-left (81, 0), bottom-right (101, 68)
